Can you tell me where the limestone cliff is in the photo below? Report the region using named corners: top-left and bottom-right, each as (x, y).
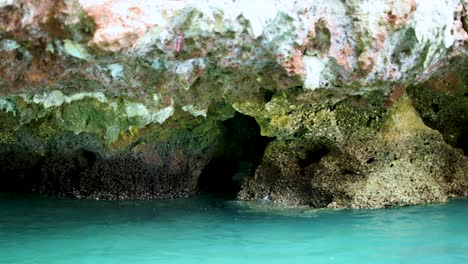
top-left (0, 0), bottom-right (467, 208)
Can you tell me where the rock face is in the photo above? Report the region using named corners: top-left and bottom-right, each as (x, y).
top-left (0, 0), bottom-right (467, 207)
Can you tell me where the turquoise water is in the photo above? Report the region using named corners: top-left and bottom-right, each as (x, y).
top-left (0, 193), bottom-right (467, 264)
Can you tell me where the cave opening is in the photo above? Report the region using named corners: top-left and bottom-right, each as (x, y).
top-left (298, 145), bottom-right (330, 168)
top-left (0, 150), bottom-right (43, 193)
top-left (457, 127), bottom-right (468, 156)
top-left (39, 149), bottom-right (98, 198)
top-left (0, 148), bottom-right (98, 196)
top-left (197, 112), bottom-right (273, 199)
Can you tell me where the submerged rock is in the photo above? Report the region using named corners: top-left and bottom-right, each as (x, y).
top-left (0, 0), bottom-right (466, 207)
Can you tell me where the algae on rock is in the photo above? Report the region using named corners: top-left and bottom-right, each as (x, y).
top-left (0, 0), bottom-right (467, 207)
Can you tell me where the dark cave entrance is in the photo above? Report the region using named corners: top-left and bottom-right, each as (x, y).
top-left (0, 148), bottom-right (98, 196)
top-left (197, 112), bottom-right (273, 199)
top-left (0, 150), bottom-right (43, 193)
top-left (0, 114), bottom-right (273, 200)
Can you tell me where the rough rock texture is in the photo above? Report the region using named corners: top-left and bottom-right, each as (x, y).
top-left (238, 95), bottom-right (468, 208)
top-left (0, 0), bottom-right (467, 207)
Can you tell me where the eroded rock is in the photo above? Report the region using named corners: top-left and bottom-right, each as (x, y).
top-left (239, 96), bottom-right (468, 208)
top-left (0, 0), bottom-right (467, 207)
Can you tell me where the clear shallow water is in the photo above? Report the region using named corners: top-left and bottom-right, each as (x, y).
top-left (0, 193), bottom-right (467, 264)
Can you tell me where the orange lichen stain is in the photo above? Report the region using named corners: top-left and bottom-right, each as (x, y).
top-left (307, 19), bottom-right (317, 39)
top-left (282, 50), bottom-right (305, 76)
top-left (376, 31), bottom-right (387, 50)
top-left (304, 17), bottom-right (354, 72)
top-left (453, 3), bottom-right (468, 46)
top-left (24, 71), bottom-right (48, 84)
top-left (299, 18), bottom-right (320, 53)
top-left (159, 95), bottom-right (173, 107)
top-left (385, 0), bottom-right (416, 29)
top-left (81, 0), bottom-right (162, 51)
top-left (333, 44), bottom-right (353, 71)
top-left (128, 6), bottom-right (143, 15)
top-left (0, 0), bottom-right (58, 32)
top-left (0, 6), bottom-right (22, 32)
top-left (300, 18), bottom-right (324, 53)
top-left (385, 85), bottom-right (406, 107)
top-left (358, 29), bottom-right (387, 75)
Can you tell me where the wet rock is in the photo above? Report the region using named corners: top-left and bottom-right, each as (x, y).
top-left (0, 1), bottom-right (466, 206)
top-left (239, 96), bottom-right (468, 208)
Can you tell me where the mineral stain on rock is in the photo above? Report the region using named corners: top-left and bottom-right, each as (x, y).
top-left (0, 0), bottom-right (467, 208)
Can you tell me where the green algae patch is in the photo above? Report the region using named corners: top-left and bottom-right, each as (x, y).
top-left (334, 90), bottom-right (387, 138)
top-left (0, 112), bottom-right (18, 144)
top-left (63, 40), bottom-right (92, 61)
top-left (382, 96), bottom-right (433, 142)
top-left (25, 112), bottom-right (65, 142)
top-left (0, 90), bottom-right (178, 147)
top-left (61, 99), bottom-right (126, 143)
